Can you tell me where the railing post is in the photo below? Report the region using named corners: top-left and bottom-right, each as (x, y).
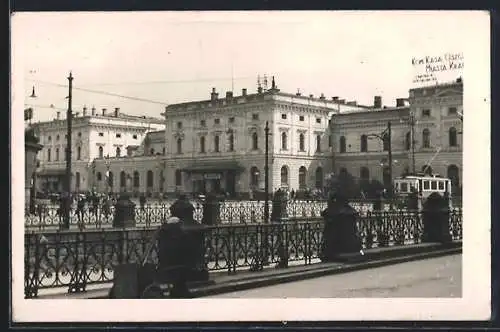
top-left (25, 233), bottom-right (41, 299)
top-left (68, 232), bottom-right (87, 294)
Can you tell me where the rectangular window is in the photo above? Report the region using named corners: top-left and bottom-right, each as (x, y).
top-left (229, 117), bottom-right (235, 123)
top-left (438, 181), bottom-right (445, 190)
top-left (177, 121), bottom-right (183, 129)
top-left (281, 114), bottom-right (287, 119)
top-left (132, 134), bottom-right (138, 139)
top-left (316, 118), bottom-right (321, 124)
top-left (400, 183), bottom-right (408, 192)
top-left (98, 132), bottom-right (104, 137)
top-left (214, 118), bottom-right (220, 125)
top-left (116, 133), bottom-right (122, 138)
top-left (299, 115), bottom-right (305, 121)
top-left (200, 120), bottom-right (206, 127)
top-left (422, 109), bottom-right (431, 117)
top-left (423, 180), bottom-right (430, 190)
top-left (252, 113), bottom-right (259, 120)
top-left (448, 107), bottom-right (457, 115)
top-left (431, 181), bottom-right (437, 190)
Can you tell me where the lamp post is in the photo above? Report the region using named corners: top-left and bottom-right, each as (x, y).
top-left (264, 121), bottom-right (270, 223)
top-left (104, 155), bottom-right (111, 195)
top-left (62, 71), bottom-right (73, 230)
top-left (368, 121), bottom-right (393, 198)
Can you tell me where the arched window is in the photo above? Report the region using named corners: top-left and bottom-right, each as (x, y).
top-left (360, 135), bottom-right (368, 152)
top-left (108, 171), bottom-right (114, 188)
top-left (133, 171), bottom-right (140, 188)
top-left (299, 133), bottom-right (305, 151)
top-left (252, 132), bottom-right (258, 150)
top-left (150, 148), bottom-right (155, 155)
top-left (147, 170), bottom-right (154, 188)
top-left (48, 136), bottom-right (52, 142)
top-left (116, 147), bottom-right (121, 157)
top-left (360, 167), bottom-right (370, 181)
top-left (200, 136), bottom-right (206, 153)
top-left (228, 133), bottom-right (235, 152)
top-left (281, 132), bottom-right (288, 150)
top-left (55, 148), bottom-right (60, 161)
top-left (162, 147), bottom-right (166, 155)
top-left (214, 135), bottom-right (220, 152)
top-left (339, 167), bottom-right (348, 175)
top-left (405, 132), bottom-right (411, 150)
top-left (422, 165), bottom-right (432, 175)
top-left (56, 134), bottom-right (60, 141)
top-left (447, 164), bottom-right (460, 192)
top-left (175, 169), bottom-right (182, 186)
top-left (98, 146), bottom-right (104, 158)
top-left (250, 166), bottom-right (260, 187)
top-left (449, 127), bottom-right (458, 147)
top-left (176, 138), bottom-right (182, 154)
top-left (315, 167), bottom-right (323, 189)
top-left (76, 146), bottom-right (81, 160)
top-left (75, 172), bottom-right (81, 190)
top-left (382, 133), bottom-right (390, 151)
top-left (422, 129), bottom-right (431, 148)
top-left (97, 172), bottom-right (102, 181)
top-left (280, 166), bottom-right (289, 186)
top-left (120, 171), bottom-right (126, 187)
top-left (47, 148), bottom-right (51, 162)
top-left (339, 136), bottom-right (346, 153)
top-left (328, 135), bottom-right (332, 147)
top-left (316, 135), bottom-right (321, 152)
top-left (299, 166), bottom-right (307, 189)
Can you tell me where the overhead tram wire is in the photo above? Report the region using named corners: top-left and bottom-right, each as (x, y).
top-left (73, 75), bottom-right (257, 87)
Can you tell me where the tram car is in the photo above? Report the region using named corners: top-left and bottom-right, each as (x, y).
top-left (393, 173), bottom-right (453, 209)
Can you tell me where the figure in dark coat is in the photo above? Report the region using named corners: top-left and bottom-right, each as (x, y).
top-left (170, 194), bottom-right (196, 224)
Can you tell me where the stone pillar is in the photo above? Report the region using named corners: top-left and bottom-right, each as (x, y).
top-left (25, 129), bottom-right (43, 212)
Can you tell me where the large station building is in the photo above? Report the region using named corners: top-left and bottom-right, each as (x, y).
top-left (34, 77), bottom-right (463, 198)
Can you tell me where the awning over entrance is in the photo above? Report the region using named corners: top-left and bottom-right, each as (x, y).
top-left (37, 169), bottom-right (66, 177)
top-left (181, 161), bottom-right (245, 173)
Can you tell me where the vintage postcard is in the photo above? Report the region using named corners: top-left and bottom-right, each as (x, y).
top-left (11, 10), bottom-right (490, 322)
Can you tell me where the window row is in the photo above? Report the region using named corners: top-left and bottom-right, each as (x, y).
top-left (280, 113), bottom-right (322, 123)
top-left (280, 132), bottom-right (323, 152)
top-left (337, 127), bottom-right (460, 153)
top-left (46, 146), bottom-right (83, 161)
top-left (175, 133), bottom-right (236, 154)
top-left (46, 132), bottom-right (139, 142)
top-left (420, 107), bottom-right (458, 118)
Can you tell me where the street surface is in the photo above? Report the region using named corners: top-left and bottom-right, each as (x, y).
top-left (208, 254), bottom-right (462, 298)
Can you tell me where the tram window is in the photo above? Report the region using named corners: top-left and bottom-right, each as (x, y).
top-left (400, 183), bottom-right (408, 192)
top-left (438, 181), bottom-right (445, 190)
top-left (431, 181), bottom-right (437, 190)
top-left (423, 181), bottom-right (430, 190)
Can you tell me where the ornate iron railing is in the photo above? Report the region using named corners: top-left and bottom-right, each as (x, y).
top-left (24, 209), bottom-right (462, 298)
top-left (25, 199), bottom-right (396, 231)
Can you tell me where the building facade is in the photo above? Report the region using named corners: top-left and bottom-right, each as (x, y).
top-left (33, 106), bottom-right (165, 193)
top-left (332, 78), bottom-right (463, 193)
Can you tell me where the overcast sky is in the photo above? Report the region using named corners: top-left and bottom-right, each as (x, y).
top-left (12, 11), bottom-right (478, 122)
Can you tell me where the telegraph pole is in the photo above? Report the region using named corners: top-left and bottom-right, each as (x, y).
top-left (264, 121), bottom-right (270, 223)
top-left (62, 72), bottom-right (73, 230)
top-left (410, 112), bottom-right (416, 174)
top-left (387, 121), bottom-right (393, 198)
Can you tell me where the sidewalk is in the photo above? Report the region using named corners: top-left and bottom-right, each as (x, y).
top-left (34, 241), bottom-right (462, 299)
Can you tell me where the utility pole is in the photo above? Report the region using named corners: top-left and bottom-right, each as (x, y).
top-left (62, 71), bottom-right (73, 230)
top-left (264, 121), bottom-right (270, 223)
top-left (410, 111), bottom-right (416, 174)
top-left (387, 121), bottom-right (393, 198)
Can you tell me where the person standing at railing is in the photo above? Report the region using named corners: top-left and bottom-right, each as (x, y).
top-left (139, 193), bottom-right (146, 211)
top-left (170, 193), bottom-right (196, 225)
top-left (76, 196), bottom-right (86, 230)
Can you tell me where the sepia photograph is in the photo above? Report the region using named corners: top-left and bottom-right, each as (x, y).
top-left (12, 10), bottom-right (490, 322)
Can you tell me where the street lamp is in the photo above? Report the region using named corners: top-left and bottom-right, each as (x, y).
top-left (367, 121), bottom-right (393, 198)
top-left (62, 72), bottom-right (73, 230)
top-left (104, 155), bottom-right (111, 195)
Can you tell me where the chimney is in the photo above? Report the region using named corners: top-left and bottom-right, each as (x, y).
top-left (374, 96), bottom-right (382, 108)
top-left (226, 91), bottom-right (233, 99)
top-left (319, 93), bottom-right (325, 100)
top-left (91, 106), bottom-right (96, 116)
top-left (332, 96), bottom-right (339, 101)
top-left (75, 112), bottom-right (80, 117)
top-left (210, 88), bottom-right (218, 101)
top-left (242, 88), bottom-right (247, 97)
top-left (114, 107), bottom-right (120, 117)
top-left (102, 108), bottom-right (107, 116)
top-left (309, 94), bottom-right (314, 98)
top-left (56, 111), bottom-right (61, 120)
top-left (258, 86), bottom-right (263, 94)
top-left (296, 89), bottom-right (301, 96)
top-left (82, 106), bottom-right (87, 116)
top-left (396, 98), bottom-right (405, 107)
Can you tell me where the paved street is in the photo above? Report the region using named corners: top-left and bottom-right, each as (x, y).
top-left (208, 254), bottom-right (462, 298)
